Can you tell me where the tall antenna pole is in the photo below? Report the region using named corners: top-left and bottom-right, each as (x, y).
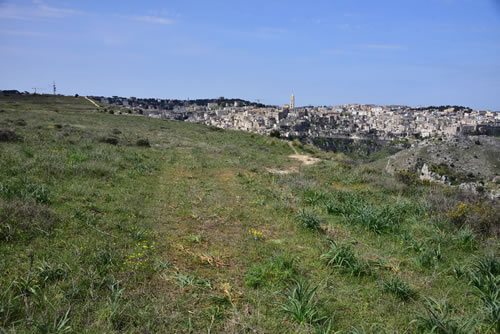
top-left (53, 81), bottom-right (56, 95)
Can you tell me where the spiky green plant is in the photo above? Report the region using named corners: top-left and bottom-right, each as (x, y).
top-left (469, 254), bottom-right (500, 300)
top-left (455, 225), bottom-right (478, 250)
top-left (174, 272), bottom-right (196, 287)
top-left (321, 239), bottom-right (371, 277)
top-left (296, 209), bottom-right (322, 230)
top-left (483, 295), bottom-right (500, 333)
top-left (413, 297), bottom-right (475, 333)
top-left (465, 253), bottom-right (500, 331)
top-left (303, 188), bottom-right (327, 206)
top-left (324, 190), bottom-right (364, 216)
top-left (416, 249), bottom-right (436, 269)
top-left (346, 204), bottom-right (399, 234)
top-left (35, 308), bottom-right (71, 334)
top-left (382, 276), bottom-right (417, 301)
top-left (278, 279), bottom-right (327, 325)
top-left (347, 327), bottom-right (367, 334)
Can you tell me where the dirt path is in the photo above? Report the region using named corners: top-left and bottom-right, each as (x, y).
top-left (84, 96), bottom-right (100, 108)
top-left (287, 141), bottom-right (320, 166)
top-left (266, 141), bottom-right (320, 174)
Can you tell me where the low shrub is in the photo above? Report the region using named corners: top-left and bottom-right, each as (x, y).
top-left (0, 128), bottom-right (22, 142)
top-left (0, 199), bottom-right (58, 241)
top-left (395, 169), bottom-right (420, 185)
top-left (99, 137), bottom-right (119, 145)
top-left (427, 188), bottom-right (500, 236)
top-left (445, 200), bottom-right (500, 235)
top-left (269, 129), bottom-right (280, 138)
top-left (136, 139), bottom-right (151, 147)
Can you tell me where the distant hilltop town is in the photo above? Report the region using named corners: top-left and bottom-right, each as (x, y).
top-left (91, 93), bottom-right (500, 141)
top-left (2, 90), bottom-right (499, 140)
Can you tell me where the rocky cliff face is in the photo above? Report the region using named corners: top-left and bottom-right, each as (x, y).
top-left (296, 136), bottom-right (406, 160)
top-left (384, 135), bottom-right (500, 197)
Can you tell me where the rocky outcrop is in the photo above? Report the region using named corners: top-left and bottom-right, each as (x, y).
top-left (419, 163), bottom-right (447, 184)
top-left (385, 135), bottom-right (500, 198)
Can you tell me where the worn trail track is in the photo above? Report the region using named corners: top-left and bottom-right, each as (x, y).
top-left (266, 141), bottom-right (320, 174)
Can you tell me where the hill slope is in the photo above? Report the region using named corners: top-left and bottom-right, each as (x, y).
top-left (383, 136), bottom-right (500, 196)
top-left (0, 95), bottom-right (499, 333)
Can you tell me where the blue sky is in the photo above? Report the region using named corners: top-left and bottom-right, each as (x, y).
top-left (1, 0), bottom-right (500, 109)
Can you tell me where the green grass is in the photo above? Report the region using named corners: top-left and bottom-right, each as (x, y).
top-left (381, 276), bottom-right (417, 301)
top-left (0, 95), bottom-right (499, 332)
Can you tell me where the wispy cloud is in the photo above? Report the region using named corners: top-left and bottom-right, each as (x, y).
top-left (362, 44), bottom-right (406, 50)
top-left (324, 44), bottom-right (405, 55)
top-left (0, 0), bottom-right (81, 20)
top-left (130, 15), bottom-right (175, 25)
top-left (324, 49), bottom-right (351, 55)
top-left (0, 29), bottom-right (48, 37)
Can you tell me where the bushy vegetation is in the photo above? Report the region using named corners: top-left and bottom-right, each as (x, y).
top-left (0, 95), bottom-right (498, 332)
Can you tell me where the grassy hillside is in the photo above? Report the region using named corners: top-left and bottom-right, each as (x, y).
top-left (0, 95), bottom-right (499, 333)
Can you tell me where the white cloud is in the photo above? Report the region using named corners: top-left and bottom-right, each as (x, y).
top-left (131, 15), bottom-right (175, 25)
top-left (0, 1), bottom-right (81, 20)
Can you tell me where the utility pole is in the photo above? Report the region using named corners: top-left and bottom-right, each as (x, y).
top-left (32, 87), bottom-right (40, 94)
top-left (53, 81), bottom-right (56, 95)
